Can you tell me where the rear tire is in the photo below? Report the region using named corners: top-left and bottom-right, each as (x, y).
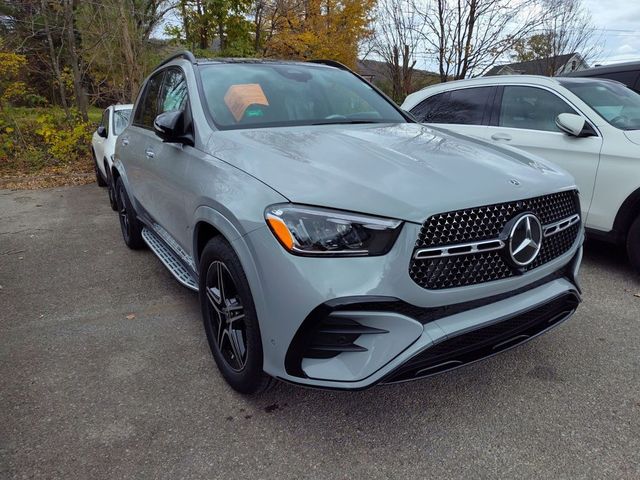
top-left (627, 215), bottom-right (640, 274)
top-left (115, 177), bottom-right (145, 250)
top-left (199, 236), bottom-right (274, 394)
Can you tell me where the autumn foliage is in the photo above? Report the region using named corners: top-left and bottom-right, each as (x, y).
top-left (260, 0), bottom-right (376, 68)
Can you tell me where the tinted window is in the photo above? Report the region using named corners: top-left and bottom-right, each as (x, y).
top-left (112, 109), bottom-right (131, 136)
top-left (499, 86), bottom-right (576, 132)
top-left (411, 87), bottom-right (493, 125)
top-left (199, 64), bottom-right (405, 129)
top-left (133, 71), bottom-right (164, 128)
top-left (410, 92), bottom-right (449, 122)
top-left (159, 68), bottom-right (188, 114)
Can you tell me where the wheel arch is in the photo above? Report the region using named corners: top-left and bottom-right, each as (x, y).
top-left (192, 206), bottom-right (267, 336)
top-left (192, 206), bottom-right (246, 268)
top-left (613, 186), bottom-right (640, 242)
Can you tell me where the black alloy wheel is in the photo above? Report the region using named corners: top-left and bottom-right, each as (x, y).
top-left (115, 177), bottom-right (145, 249)
top-left (199, 237), bottom-right (274, 394)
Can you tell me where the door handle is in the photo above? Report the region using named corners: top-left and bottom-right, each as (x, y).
top-left (491, 133), bottom-right (512, 142)
top-left (144, 148), bottom-right (155, 158)
top-left (121, 138), bottom-right (129, 146)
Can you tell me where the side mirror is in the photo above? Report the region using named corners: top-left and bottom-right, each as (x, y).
top-left (96, 125), bottom-right (108, 138)
top-left (555, 113), bottom-right (594, 137)
top-left (153, 110), bottom-right (193, 146)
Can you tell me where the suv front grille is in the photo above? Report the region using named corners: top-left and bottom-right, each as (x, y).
top-left (409, 190), bottom-right (580, 289)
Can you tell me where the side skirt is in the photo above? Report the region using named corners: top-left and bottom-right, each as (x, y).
top-left (141, 227), bottom-right (199, 292)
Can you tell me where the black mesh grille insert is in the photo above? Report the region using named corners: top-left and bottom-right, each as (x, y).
top-left (409, 190), bottom-right (580, 289)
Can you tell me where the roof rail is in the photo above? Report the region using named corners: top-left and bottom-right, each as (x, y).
top-left (157, 51), bottom-right (197, 69)
top-left (307, 59), bottom-right (351, 71)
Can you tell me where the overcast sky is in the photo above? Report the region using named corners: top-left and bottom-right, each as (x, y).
top-left (583, 0), bottom-right (640, 65)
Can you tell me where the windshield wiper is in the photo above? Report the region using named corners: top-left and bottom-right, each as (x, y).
top-left (311, 120), bottom-right (385, 125)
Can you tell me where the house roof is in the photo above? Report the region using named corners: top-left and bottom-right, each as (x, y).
top-left (485, 53), bottom-right (580, 76)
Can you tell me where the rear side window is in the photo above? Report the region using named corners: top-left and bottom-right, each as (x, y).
top-left (133, 71), bottom-right (164, 129)
top-left (411, 87), bottom-right (493, 125)
top-left (499, 86), bottom-right (576, 132)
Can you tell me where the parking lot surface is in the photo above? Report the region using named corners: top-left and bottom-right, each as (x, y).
top-left (1, 185), bottom-right (639, 479)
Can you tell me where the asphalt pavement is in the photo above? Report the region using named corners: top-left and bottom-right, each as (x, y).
top-left (1, 184), bottom-right (639, 479)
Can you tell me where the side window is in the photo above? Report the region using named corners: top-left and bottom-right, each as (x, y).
top-left (133, 71), bottom-right (164, 129)
top-left (101, 109), bottom-right (110, 136)
top-left (410, 92), bottom-right (449, 122)
top-left (411, 87), bottom-right (493, 125)
top-left (159, 68), bottom-right (188, 114)
top-left (499, 86), bottom-right (577, 132)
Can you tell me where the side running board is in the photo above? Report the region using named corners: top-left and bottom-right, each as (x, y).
top-left (141, 227), bottom-right (198, 291)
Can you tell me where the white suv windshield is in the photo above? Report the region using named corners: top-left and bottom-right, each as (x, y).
top-left (199, 63), bottom-right (406, 129)
top-left (113, 109), bottom-right (132, 136)
top-left (560, 79), bottom-right (640, 130)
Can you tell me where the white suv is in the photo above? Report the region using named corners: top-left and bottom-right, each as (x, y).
top-left (91, 104), bottom-right (133, 209)
top-left (402, 76), bottom-right (640, 272)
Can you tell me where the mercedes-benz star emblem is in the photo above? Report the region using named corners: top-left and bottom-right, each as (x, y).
top-left (508, 213), bottom-right (542, 266)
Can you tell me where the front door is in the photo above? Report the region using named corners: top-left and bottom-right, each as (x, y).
top-left (475, 85), bottom-right (602, 223)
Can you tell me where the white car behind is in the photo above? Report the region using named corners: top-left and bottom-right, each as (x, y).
top-left (91, 104), bottom-right (133, 209)
top-left (402, 75), bottom-right (640, 272)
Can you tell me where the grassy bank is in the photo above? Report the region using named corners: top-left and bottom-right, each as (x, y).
top-left (0, 106), bottom-right (102, 188)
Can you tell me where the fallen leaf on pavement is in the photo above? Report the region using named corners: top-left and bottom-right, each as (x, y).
top-left (126, 314), bottom-right (136, 320)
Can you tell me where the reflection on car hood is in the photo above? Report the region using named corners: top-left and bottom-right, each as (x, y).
top-left (623, 130), bottom-right (640, 146)
top-left (207, 123), bottom-right (576, 223)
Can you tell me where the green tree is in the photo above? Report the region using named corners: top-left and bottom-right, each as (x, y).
top-left (170, 0), bottom-right (254, 55)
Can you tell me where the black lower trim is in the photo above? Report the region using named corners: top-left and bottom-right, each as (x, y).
top-left (585, 227), bottom-right (623, 245)
top-left (381, 291), bottom-right (580, 384)
top-left (285, 262), bottom-right (577, 378)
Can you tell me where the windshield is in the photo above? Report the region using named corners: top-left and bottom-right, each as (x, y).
top-left (560, 80), bottom-right (640, 130)
top-left (198, 63), bottom-right (406, 129)
top-left (113, 109), bottom-right (132, 136)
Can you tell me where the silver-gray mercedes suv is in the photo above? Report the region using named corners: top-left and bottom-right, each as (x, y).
top-left (112, 52), bottom-right (583, 394)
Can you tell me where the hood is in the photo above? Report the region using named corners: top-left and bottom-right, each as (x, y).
top-left (624, 130), bottom-right (640, 146)
top-left (207, 123), bottom-right (576, 223)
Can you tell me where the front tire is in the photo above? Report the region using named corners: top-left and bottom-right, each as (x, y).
top-left (114, 177), bottom-right (145, 250)
top-left (627, 215), bottom-right (640, 274)
top-left (199, 237), bottom-right (274, 394)
top-left (105, 164), bottom-right (118, 211)
top-left (94, 151), bottom-right (107, 187)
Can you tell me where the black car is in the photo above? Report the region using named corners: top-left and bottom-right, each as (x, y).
top-left (563, 61), bottom-right (640, 92)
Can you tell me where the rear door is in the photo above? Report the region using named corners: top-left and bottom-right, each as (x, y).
top-left (474, 85), bottom-right (602, 221)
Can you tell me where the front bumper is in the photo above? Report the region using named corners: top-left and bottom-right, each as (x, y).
top-left (238, 223), bottom-right (583, 390)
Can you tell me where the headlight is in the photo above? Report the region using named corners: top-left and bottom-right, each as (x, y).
top-left (265, 204), bottom-right (402, 256)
